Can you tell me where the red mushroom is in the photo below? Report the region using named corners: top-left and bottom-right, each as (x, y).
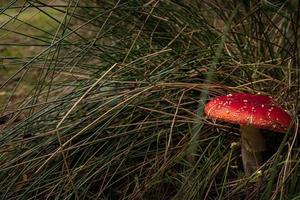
top-left (204, 93), bottom-right (292, 174)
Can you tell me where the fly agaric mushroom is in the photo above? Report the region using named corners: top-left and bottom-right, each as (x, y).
top-left (204, 93), bottom-right (292, 174)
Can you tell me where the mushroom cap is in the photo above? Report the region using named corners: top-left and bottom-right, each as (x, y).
top-left (204, 93), bottom-right (292, 132)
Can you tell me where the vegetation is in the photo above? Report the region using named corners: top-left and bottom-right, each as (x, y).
top-left (0, 0), bottom-right (299, 199)
top-left (0, 2), bottom-right (62, 104)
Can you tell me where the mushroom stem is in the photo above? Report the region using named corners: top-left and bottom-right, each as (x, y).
top-left (240, 125), bottom-right (266, 175)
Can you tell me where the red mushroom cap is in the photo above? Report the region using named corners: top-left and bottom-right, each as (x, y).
top-left (204, 93), bottom-right (292, 132)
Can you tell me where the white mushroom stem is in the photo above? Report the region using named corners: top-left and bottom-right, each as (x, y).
top-left (240, 125), bottom-right (266, 175)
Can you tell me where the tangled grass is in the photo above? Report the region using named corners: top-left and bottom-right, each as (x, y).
top-left (0, 0), bottom-right (299, 199)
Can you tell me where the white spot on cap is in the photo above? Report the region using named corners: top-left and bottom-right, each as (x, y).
top-left (260, 118), bottom-right (264, 122)
top-left (246, 116), bottom-right (253, 124)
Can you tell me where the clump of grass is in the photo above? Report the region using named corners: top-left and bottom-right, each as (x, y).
top-left (0, 1), bottom-right (299, 199)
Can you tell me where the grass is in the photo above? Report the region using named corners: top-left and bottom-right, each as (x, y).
top-left (0, 2), bottom-right (63, 105)
top-left (0, 0), bottom-right (299, 199)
